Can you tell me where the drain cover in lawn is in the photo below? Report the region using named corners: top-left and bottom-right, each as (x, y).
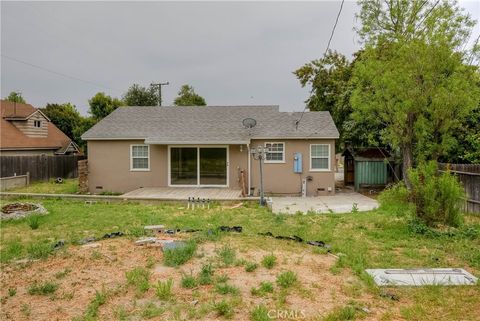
top-left (366, 268), bottom-right (478, 286)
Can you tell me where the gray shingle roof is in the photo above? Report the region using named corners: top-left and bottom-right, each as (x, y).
top-left (81, 105), bottom-right (339, 143)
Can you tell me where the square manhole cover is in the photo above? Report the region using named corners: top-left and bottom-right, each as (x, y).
top-left (366, 268), bottom-right (478, 286)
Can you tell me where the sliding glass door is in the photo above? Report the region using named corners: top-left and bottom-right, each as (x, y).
top-left (170, 147), bottom-right (228, 186)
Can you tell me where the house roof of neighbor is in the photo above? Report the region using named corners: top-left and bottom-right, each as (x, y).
top-left (82, 105), bottom-right (339, 143)
top-left (0, 100), bottom-right (76, 153)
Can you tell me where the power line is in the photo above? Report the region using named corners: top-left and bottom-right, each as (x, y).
top-left (1, 54), bottom-right (120, 92)
top-left (296, 0), bottom-right (345, 129)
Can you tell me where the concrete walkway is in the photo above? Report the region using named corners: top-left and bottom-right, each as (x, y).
top-left (269, 192), bottom-right (378, 214)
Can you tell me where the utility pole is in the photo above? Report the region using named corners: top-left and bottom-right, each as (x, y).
top-left (151, 82), bottom-right (169, 106)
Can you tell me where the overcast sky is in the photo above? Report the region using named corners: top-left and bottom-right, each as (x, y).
top-left (1, 1), bottom-right (479, 115)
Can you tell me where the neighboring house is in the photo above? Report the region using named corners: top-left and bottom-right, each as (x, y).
top-left (81, 105), bottom-right (339, 196)
top-left (0, 100), bottom-right (80, 156)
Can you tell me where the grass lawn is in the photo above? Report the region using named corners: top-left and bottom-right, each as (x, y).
top-left (7, 178), bottom-right (79, 194)
top-left (1, 197), bottom-right (479, 320)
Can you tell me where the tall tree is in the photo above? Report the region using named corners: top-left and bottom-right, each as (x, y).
top-left (42, 103), bottom-right (82, 141)
top-left (294, 50), bottom-right (383, 148)
top-left (72, 116), bottom-right (97, 151)
top-left (4, 91), bottom-right (26, 103)
top-left (351, 0), bottom-right (479, 188)
top-left (123, 83), bottom-right (159, 106)
top-left (173, 84), bottom-right (206, 106)
top-left (88, 92), bottom-right (124, 120)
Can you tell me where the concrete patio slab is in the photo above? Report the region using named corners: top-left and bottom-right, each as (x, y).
top-left (366, 268), bottom-right (478, 286)
top-left (122, 187), bottom-right (243, 200)
top-left (269, 192), bottom-right (378, 214)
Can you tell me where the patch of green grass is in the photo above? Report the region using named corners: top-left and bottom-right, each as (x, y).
top-left (126, 267), bottom-right (150, 293)
top-left (54, 268), bottom-right (72, 279)
top-left (215, 282), bottom-right (240, 295)
top-left (217, 244), bottom-right (236, 266)
top-left (181, 273), bottom-right (198, 289)
top-left (0, 241), bottom-right (23, 262)
top-left (276, 271), bottom-right (297, 288)
top-left (250, 304), bottom-right (270, 321)
top-left (251, 281), bottom-right (274, 296)
top-left (245, 261), bottom-right (258, 272)
top-left (79, 289), bottom-right (107, 320)
top-left (322, 305), bottom-right (356, 321)
top-left (198, 263), bottom-right (215, 285)
top-left (11, 178), bottom-right (79, 194)
top-left (27, 215), bottom-right (41, 230)
top-left (145, 256), bottom-right (156, 269)
top-left (163, 241), bottom-right (197, 267)
top-left (27, 242), bottom-right (53, 259)
top-left (8, 288), bottom-right (17, 297)
top-left (213, 299), bottom-right (234, 318)
top-left (261, 254), bottom-right (277, 269)
top-left (28, 281), bottom-right (58, 295)
top-left (154, 279), bottom-right (173, 300)
top-left (141, 302), bottom-right (165, 319)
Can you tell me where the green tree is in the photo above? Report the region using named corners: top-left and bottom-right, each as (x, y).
top-left (5, 92), bottom-right (26, 103)
top-left (173, 85), bottom-right (206, 106)
top-left (123, 83), bottom-right (159, 106)
top-left (88, 92), bottom-right (124, 120)
top-left (72, 117), bottom-right (97, 151)
top-left (42, 103), bottom-right (81, 140)
top-left (351, 0), bottom-right (479, 188)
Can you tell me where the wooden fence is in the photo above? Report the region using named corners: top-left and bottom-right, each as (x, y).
top-left (439, 163), bottom-right (480, 214)
top-left (0, 155), bottom-right (86, 182)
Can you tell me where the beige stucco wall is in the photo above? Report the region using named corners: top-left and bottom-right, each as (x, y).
top-left (249, 139), bottom-right (336, 196)
top-left (87, 141), bottom-right (249, 194)
top-left (87, 139), bottom-right (335, 196)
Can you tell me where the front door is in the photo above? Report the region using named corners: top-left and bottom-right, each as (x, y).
top-left (170, 147), bottom-right (228, 186)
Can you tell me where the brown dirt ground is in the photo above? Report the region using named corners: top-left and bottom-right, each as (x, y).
top-left (1, 236), bottom-right (395, 321)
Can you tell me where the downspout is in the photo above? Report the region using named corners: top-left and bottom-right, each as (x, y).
top-left (247, 143), bottom-right (251, 196)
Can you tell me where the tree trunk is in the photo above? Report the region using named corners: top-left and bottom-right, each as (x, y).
top-left (402, 112), bottom-right (415, 190)
top-left (402, 143), bottom-right (414, 190)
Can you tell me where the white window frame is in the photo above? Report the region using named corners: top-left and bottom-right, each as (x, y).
top-left (33, 120), bottom-right (41, 128)
top-left (130, 144), bottom-right (150, 171)
top-left (264, 142), bottom-right (285, 163)
top-left (310, 144), bottom-right (331, 172)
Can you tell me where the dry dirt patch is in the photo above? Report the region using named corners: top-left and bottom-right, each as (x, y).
top-left (1, 237), bottom-right (383, 320)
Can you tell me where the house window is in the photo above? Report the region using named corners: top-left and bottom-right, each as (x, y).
top-left (310, 144), bottom-right (330, 171)
top-left (265, 142), bottom-right (285, 163)
top-left (33, 120), bottom-right (41, 128)
top-left (131, 145), bottom-right (150, 171)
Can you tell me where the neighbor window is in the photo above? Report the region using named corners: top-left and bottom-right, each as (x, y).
top-left (131, 145), bottom-right (150, 170)
top-left (265, 142), bottom-right (285, 163)
top-left (33, 120), bottom-right (41, 128)
top-left (310, 144), bottom-right (330, 171)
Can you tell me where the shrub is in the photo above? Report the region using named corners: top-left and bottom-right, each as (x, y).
top-left (154, 279), bottom-right (173, 300)
top-left (245, 262), bottom-right (258, 272)
top-left (261, 254), bottom-right (277, 269)
top-left (213, 300), bottom-right (234, 318)
top-left (28, 281), bottom-right (58, 295)
top-left (215, 282), bottom-right (239, 295)
top-left (181, 273), bottom-right (197, 289)
top-left (250, 305), bottom-right (270, 321)
top-left (198, 263), bottom-right (214, 285)
top-left (409, 161), bottom-right (465, 227)
top-left (27, 215), bottom-right (40, 230)
top-left (217, 244), bottom-right (236, 266)
top-left (163, 241), bottom-right (197, 267)
top-left (276, 271), bottom-right (297, 288)
top-left (126, 267), bottom-right (150, 293)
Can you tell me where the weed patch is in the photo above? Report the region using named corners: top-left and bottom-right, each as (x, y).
top-left (261, 254), bottom-right (277, 269)
top-left (154, 279), bottom-right (173, 300)
top-left (28, 281), bottom-right (58, 295)
top-left (163, 241), bottom-right (197, 267)
top-left (126, 267), bottom-right (150, 293)
top-left (276, 271), bottom-right (297, 288)
top-left (217, 244), bottom-right (236, 266)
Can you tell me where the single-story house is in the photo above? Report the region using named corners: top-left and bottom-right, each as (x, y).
top-left (0, 100), bottom-right (80, 156)
top-left (81, 105), bottom-right (339, 196)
